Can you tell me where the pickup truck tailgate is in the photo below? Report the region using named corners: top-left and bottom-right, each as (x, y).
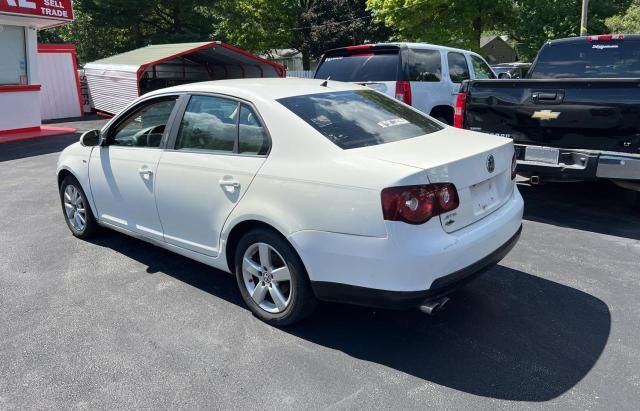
top-left (464, 79), bottom-right (640, 154)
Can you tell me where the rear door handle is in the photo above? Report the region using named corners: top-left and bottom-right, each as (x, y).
top-left (138, 167), bottom-right (153, 177)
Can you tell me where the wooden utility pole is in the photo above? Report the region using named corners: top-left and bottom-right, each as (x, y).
top-left (580, 0), bottom-right (589, 36)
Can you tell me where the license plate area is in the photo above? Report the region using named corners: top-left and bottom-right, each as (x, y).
top-left (524, 146), bottom-right (560, 164)
top-left (469, 177), bottom-right (500, 216)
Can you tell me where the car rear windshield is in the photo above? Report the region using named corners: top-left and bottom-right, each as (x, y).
top-left (531, 38), bottom-right (640, 78)
top-left (314, 50), bottom-right (401, 82)
top-left (277, 90), bottom-right (443, 150)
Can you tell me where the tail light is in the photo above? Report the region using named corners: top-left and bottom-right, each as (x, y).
top-left (395, 81), bottom-right (412, 105)
top-left (587, 34), bottom-right (624, 41)
top-left (511, 151), bottom-right (517, 180)
top-left (453, 92), bottom-right (467, 128)
top-left (381, 184), bottom-right (459, 225)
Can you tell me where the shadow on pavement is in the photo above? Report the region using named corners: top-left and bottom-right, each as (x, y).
top-left (0, 114), bottom-right (108, 162)
top-left (291, 266), bottom-right (610, 401)
top-left (89, 230), bottom-right (611, 402)
top-left (520, 181), bottom-right (640, 240)
top-left (0, 133), bottom-right (80, 162)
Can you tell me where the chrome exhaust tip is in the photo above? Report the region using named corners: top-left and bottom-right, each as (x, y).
top-left (419, 296), bottom-right (451, 315)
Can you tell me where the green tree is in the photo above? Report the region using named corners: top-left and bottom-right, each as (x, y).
top-left (606, 0), bottom-right (640, 33)
top-left (367, 0), bottom-right (511, 52)
top-left (40, 0), bottom-right (224, 63)
top-left (218, 0), bottom-right (390, 69)
top-left (39, 8), bottom-right (132, 63)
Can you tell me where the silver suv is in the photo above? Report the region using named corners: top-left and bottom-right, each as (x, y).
top-left (314, 42), bottom-right (496, 125)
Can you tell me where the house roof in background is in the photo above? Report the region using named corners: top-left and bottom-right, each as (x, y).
top-left (262, 49), bottom-right (302, 59)
top-left (480, 36), bottom-right (511, 48)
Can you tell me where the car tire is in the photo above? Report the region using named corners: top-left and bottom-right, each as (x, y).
top-left (59, 175), bottom-right (98, 239)
top-left (235, 228), bottom-right (317, 326)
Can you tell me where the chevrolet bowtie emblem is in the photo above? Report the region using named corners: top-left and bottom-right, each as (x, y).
top-left (532, 110), bottom-right (561, 120)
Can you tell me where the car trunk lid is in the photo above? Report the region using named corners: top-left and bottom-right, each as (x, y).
top-left (355, 128), bottom-right (515, 232)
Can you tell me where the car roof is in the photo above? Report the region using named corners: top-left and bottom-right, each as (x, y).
top-left (144, 78), bottom-right (363, 101)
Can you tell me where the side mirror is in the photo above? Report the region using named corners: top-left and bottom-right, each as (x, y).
top-left (80, 130), bottom-right (100, 147)
top-left (498, 72), bottom-right (512, 79)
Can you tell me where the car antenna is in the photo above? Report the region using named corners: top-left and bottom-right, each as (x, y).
top-left (320, 77), bottom-right (331, 87)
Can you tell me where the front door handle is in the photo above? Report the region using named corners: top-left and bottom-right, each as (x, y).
top-left (219, 180), bottom-right (240, 188)
top-left (219, 179), bottom-right (240, 193)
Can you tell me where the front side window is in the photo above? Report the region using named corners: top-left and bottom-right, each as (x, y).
top-left (470, 55), bottom-right (496, 79)
top-left (0, 25), bottom-right (27, 85)
top-left (278, 90), bottom-right (443, 150)
top-left (407, 49), bottom-right (442, 82)
top-left (448, 52), bottom-right (470, 83)
top-left (110, 98), bottom-right (177, 148)
top-left (175, 96), bottom-right (239, 153)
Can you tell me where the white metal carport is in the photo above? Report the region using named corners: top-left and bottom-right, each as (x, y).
top-left (84, 42), bottom-right (286, 115)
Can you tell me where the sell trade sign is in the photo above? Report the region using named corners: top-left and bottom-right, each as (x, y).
top-left (0, 0), bottom-right (74, 21)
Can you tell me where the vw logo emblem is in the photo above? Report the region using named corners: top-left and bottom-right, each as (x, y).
top-left (487, 155), bottom-right (495, 173)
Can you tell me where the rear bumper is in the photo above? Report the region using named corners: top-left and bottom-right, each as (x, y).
top-left (312, 225), bottom-right (522, 309)
top-left (288, 187), bottom-right (523, 309)
top-left (515, 144), bottom-right (640, 181)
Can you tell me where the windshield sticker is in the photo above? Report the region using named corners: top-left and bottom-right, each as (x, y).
top-left (592, 44), bottom-right (619, 50)
top-left (378, 118), bottom-right (409, 128)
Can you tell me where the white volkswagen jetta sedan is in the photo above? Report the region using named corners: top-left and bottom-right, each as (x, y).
top-left (57, 78), bottom-right (523, 325)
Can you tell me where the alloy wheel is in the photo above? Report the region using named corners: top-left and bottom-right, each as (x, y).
top-left (242, 242), bottom-right (293, 313)
top-left (63, 185), bottom-right (87, 232)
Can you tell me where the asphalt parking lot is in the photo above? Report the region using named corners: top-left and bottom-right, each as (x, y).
top-left (1, 128), bottom-right (639, 410)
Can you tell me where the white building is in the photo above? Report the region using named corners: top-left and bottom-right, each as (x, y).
top-left (0, 0), bottom-right (74, 133)
top-left (261, 49), bottom-right (318, 78)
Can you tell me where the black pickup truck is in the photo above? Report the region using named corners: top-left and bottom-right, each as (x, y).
top-left (456, 35), bottom-right (640, 193)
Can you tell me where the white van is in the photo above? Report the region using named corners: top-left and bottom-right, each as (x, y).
top-left (314, 42), bottom-right (496, 124)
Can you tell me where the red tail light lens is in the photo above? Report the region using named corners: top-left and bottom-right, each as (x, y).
top-left (511, 151), bottom-right (518, 180)
top-left (381, 184), bottom-right (459, 225)
top-left (395, 81), bottom-right (412, 105)
top-left (453, 92), bottom-right (467, 128)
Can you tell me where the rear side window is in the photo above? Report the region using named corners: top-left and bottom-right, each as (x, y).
top-left (470, 55), bottom-right (496, 79)
top-left (448, 52), bottom-right (470, 83)
top-left (278, 90), bottom-right (443, 150)
top-left (407, 49), bottom-right (442, 81)
top-left (238, 104), bottom-right (269, 155)
top-left (314, 51), bottom-right (401, 82)
top-left (531, 39), bottom-right (640, 78)
top-left (175, 95), bottom-right (239, 153)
